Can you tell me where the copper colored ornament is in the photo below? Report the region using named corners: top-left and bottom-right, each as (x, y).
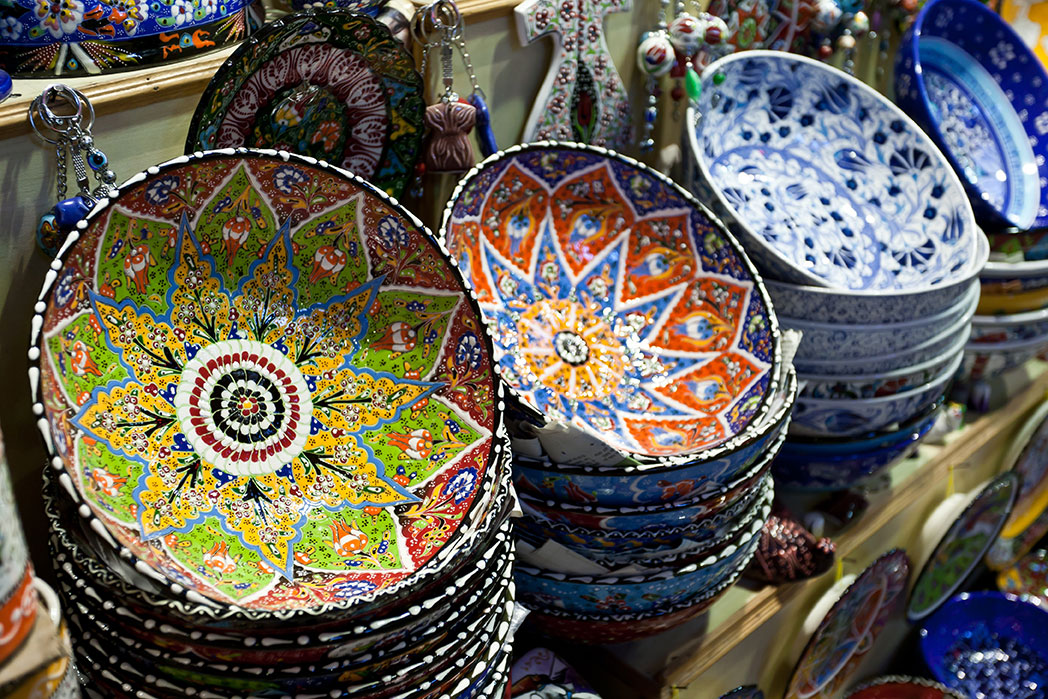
top-left (748, 502), bottom-right (836, 584)
top-left (424, 100), bottom-right (477, 173)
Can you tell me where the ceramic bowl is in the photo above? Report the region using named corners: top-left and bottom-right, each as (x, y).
top-left (845, 676), bottom-right (964, 699)
top-left (920, 591), bottom-right (1048, 697)
top-left (783, 394), bottom-right (944, 456)
top-left (440, 142), bottom-right (781, 464)
top-left (515, 501), bottom-right (765, 616)
top-left (895, 0), bottom-right (1048, 232)
top-left (790, 351), bottom-right (961, 437)
top-left (961, 332), bottom-right (1048, 381)
top-left (689, 51), bottom-right (980, 291)
top-left (792, 301), bottom-right (974, 376)
top-left (970, 307), bottom-right (1048, 344)
top-left (799, 342), bottom-right (964, 400)
top-left (774, 404), bottom-right (940, 491)
top-left (981, 258), bottom-right (1048, 288)
top-left (787, 282), bottom-right (978, 362)
top-left (509, 367), bottom-right (796, 507)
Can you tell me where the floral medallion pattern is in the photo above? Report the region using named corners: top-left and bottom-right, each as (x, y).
top-left (186, 11), bottom-right (425, 200)
top-left (443, 147), bottom-right (776, 459)
top-left (786, 550), bottom-right (910, 699)
top-left (908, 474), bottom-right (1017, 622)
top-left (695, 53), bottom-right (978, 291)
top-left (708, 0), bottom-right (773, 51)
top-left (34, 152), bottom-right (499, 609)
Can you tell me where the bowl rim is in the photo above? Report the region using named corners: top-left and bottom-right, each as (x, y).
top-left (965, 328), bottom-right (1048, 351)
top-left (973, 304), bottom-right (1048, 325)
top-left (798, 333), bottom-right (967, 384)
top-left (983, 257), bottom-right (1048, 278)
top-left (784, 393), bottom-right (946, 450)
top-left (690, 50), bottom-right (983, 294)
top-left (906, 0), bottom-right (1048, 232)
top-left (27, 147), bottom-right (509, 619)
top-left (782, 281), bottom-right (979, 332)
top-left (779, 407), bottom-right (939, 464)
top-left (437, 140), bottom-right (783, 465)
top-left (796, 351), bottom-right (963, 408)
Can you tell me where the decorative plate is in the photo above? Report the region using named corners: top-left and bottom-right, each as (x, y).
top-left (784, 549), bottom-right (911, 699)
top-left (30, 149), bottom-right (503, 611)
top-left (718, 686), bottom-right (764, 699)
top-left (895, 0), bottom-right (1048, 232)
top-left (441, 142), bottom-right (779, 461)
top-left (998, 548), bottom-right (1048, 604)
top-left (691, 51), bottom-right (980, 291)
top-left (987, 401), bottom-right (1048, 570)
top-left (186, 10), bottom-right (424, 199)
top-left (845, 675), bottom-right (964, 699)
top-left (907, 472), bottom-right (1018, 622)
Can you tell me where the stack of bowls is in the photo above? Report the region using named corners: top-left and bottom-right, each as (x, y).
top-left (895, 0), bottom-right (1048, 381)
top-left (31, 150), bottom-right (514, 697)
top-left (440, 143), bottom-right (794, 643)
top-left (687, 50), bottom-right (985, 491)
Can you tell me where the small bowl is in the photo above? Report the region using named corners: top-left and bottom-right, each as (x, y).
top-left (961, 332), bottom-right (1048, 381)
top-left (970, 306), bottom-right (1048, 344)
top-left (920, 591), bottom-right (1048, 697)
top-left (690, 51), bottom-right (981, 291)
top-left (799, 344), bottom-right (963, 399)
top-left (786, 283), bottom-right (978, 362)
top-left (895, 0), bottom-right (1048, 232)
top-left (790, 352), bottom-right (962, 437)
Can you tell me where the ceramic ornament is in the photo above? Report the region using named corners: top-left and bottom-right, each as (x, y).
top-left (998, 548), bottom-right (1048, 604)
top-left (0, 426), bottom-right (36, 667)
top-left (707, 0), bottom-right (773, 51)
top-left (514, 0), bottom-right (632, 148)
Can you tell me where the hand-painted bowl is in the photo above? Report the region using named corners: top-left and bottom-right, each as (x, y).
top-left (509, 367), bottom-right (796, 507)
top-left (978, 258), bottom-right (1048, 314)
top-left (793, 303), bottom-right (973, 376)
top-left (774, 404), bottom-right (941, 491)
top-left (799, 342), bottom-right (964, 400)
top-left (515, 506), bottom-right (764, 616)
top-left (689, 51), bottom-right (980, 291)
top-left (920, 592), bottom-right (1048, 697)
top-left (440, 142), bottom-right (780, 464)
top-left (970, 307), bottom-right (1048, 344)
top-left (895, 0), bottom-right (1048, 233)
top-left (790, 352), bottom-right (961, 437)
top-left (961, 332), bottom-right (1048, 381)
top-left (845, 676), bottom-right (964, 699)
top-left (786, 282), bottom-right (978, 362)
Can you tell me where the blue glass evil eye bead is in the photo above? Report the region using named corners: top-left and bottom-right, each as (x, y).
top-left (87, 150), bottom-right (108, 171)
top-left (0, 70), bottom-right (11, 103)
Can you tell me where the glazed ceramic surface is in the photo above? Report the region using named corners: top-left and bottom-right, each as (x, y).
top-left (908, 473), bottom-right (1018, 622)
top-left (707, 0), bottom-right (772, 51)
top-left (961, 332), bottom-right (1048, 381)
top-left (718, 686), bottom-right (763, 699)
top-left (790, 351), bottom-right (960, 437)
top-left (799, 343), bottom-right (963, 400)
top-left (441, 143), bottom-right (779, 461)
top-left (783, 395), bottom-right (945, 455)
top-left (970, 307), bottom-right (1048, 344)
top-left (31, 150), bottom-right (504, 612)
top-left (998, 549), bottom-right (1048, 605)
top-left (187, 10), bottom-right (424, 199)
top-left (785, 283), bottom-right (977, 361)
top-left (0, 428), bottom-right (32, 646)
top-left (845, 676), bottom-right (963, 699)
top-left (691, 51), bottom-right (980, 291)
top-left (785, 549), bottom-right (910, 699)
top-left (0, 0), bottom-right (255, 76)
top-left (920, 591), bottom-right (1048, 699)
top-left (509, 648), bottom-right (598, 697)
top-left (895, 0), bottom-right (1048, 231)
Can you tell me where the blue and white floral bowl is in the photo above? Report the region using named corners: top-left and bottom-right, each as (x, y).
top-left (961, 332), bottom-right (1048, 382)
top-left (689, 51), bottom-right (981, 292)
top-left (791, 351), bottom-right (962, 437)
top-left (970, 307), bottom-right (1048, 345)
top-left (896, 0), bottom-right (1048, 233)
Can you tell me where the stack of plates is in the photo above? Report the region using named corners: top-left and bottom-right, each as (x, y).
top-left (31, 150), bottom-right (514, 698)
top-left (440, 143), bottom-right (792, 643)
top-left (687, 50), bottom-right (986, 491)
top-left (895, 0), bottom-right (1048, 381)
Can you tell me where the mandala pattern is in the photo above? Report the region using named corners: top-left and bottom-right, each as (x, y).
top-left (186, 11), bottom-right (425, 200)
top-left (34, 152), bottom-right (498, 608)
top-left (695, 53), bottom-right (978, 290)
top-left (786, 550), bottom-right (910, 699)
top-left (908, 474), bottom-right (1018, 621)
top-left (708, 0), bottom-right (773, 51)
top-left (443, 146), bottom-right (776, 458)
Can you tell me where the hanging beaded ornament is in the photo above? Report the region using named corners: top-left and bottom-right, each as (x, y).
top-left (635, 1), bottom-right (675, 151)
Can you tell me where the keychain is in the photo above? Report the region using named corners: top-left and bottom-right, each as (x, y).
top-left (30, 85), bottom-right (116, 258)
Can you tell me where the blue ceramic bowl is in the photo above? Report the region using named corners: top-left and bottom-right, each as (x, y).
top-left (920, 591), bottom-right (1048, 697)
top-left (896, 0), bottom-right (1048, 233)
top-left (786, 282), bottom-right (978, 361)
top-left (515, 501), bottom-right (765, 616)
top-left (971, 307), bottom-right (1048, 345)
top-left (510, 368), bottom-right (796, 507)
top-left (690, 51), bottom-right (981, 291)
top-left (783, 394), bottom-right (944, 455)
top-left (799, 342), bottom-right (964, 400)
top-left (961, 332), bottom-right (1048, 382)
top-left (773, 405), bottom-right (940, 491)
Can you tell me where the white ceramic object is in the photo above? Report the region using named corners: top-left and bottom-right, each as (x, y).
top-left (970, 306), bottom-right (1048, 344)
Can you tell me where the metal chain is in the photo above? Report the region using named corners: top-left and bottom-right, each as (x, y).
top-left (55, 141), bottom-right (67, 201)
top-left (455, 36), bottom-right (483, 99)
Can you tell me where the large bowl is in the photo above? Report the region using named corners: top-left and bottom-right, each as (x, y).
top-left (895, 0), bottom-right (1048, 232)
top-left (689, 51), bottom-right (981, 291)
top-left (970, 306), bottom-right (1048, 344)
top-left (961, 332), bottom-right (1048, 381)
top-left (787, 282), bottom-right (978, 361)
top-left (799, 341), bottom-right (964, 400)
top-left (790, 351), bottom-right (962, 437)
top-left (509, 367), bottom-right (796, 507)
top-left (440, 142), bottom-right (781, 465)
top-left (920, 592), bottom-right (1048, 697)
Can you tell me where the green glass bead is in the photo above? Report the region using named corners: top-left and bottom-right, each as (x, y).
top-left (712, 71), bottom-right (726, 85)
top-left (685, 68), bottom-right (702, 100)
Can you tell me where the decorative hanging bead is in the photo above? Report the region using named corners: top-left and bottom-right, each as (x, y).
top-left (668, 12), bottom-right (702, 55)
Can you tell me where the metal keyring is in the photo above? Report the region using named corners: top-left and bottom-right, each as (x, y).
top-left (429, 0), bottom-right (463, 38)
top-left (29, 85), bottom-right (94, 143)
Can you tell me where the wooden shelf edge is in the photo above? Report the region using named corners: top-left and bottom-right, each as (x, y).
top-left (655, 366), bottom-right (1048, 693)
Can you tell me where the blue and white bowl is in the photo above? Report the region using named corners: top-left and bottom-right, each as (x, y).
top-left (791, 351), bottom-right (962, 437)
top-left (787, 281), bottom-right (978, 361)
top-left (961, 332), bottom-right (1048, 382)
top-left (970, 306), bottom-right (1048, 345)
top-left (895, 0), bottom-right (1048, 233)
top-left (689, 51), bottom-right (981, 291)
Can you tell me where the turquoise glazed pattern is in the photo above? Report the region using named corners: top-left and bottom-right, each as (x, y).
top-left (692, 51), bottom-right (979, 291)
top-left (896, 0), bottom-right (1048, 232)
